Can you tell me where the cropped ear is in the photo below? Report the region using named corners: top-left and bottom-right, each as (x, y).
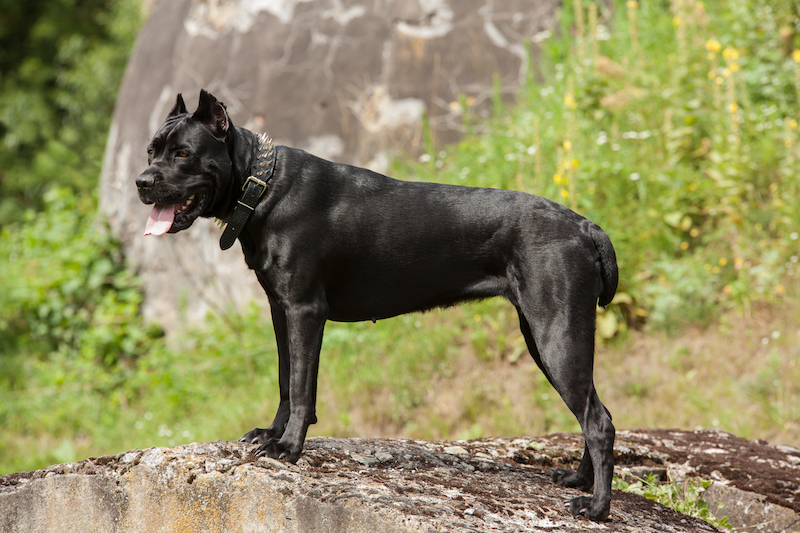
top-left (192, 89), bottom-right (232, 140)
top-left (169, 94), bottom-right (188, 117)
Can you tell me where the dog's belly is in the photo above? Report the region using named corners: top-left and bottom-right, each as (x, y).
top-left (325, 272), bottom-right (509, 322)
top-left (321, 238), bottom-right (514, 322)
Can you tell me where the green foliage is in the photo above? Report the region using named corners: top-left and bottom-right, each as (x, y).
top-left (0, 187), bottom-right (162, 364)
top-left (0, 188), bottom-right (165, 471)
top-left (613, 474), bottom-right (731, 529)
top-left (0, 0), bottom-right (143, 222)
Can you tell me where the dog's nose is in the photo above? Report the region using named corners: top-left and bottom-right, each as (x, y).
top-left (136, 172), bottom-right (155, 188)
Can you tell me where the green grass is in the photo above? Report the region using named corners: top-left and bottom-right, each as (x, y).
top-left (2, 0), bottom-right (800, 479)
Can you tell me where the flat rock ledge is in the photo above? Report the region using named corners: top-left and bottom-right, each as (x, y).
top-left (1, 430), bottom-right (798, 532)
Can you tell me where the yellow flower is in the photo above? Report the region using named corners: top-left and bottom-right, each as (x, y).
top-left (562, 140), bottom-right (572, 152)
top-left (729, 102), bottom-right (738, 113)
top-left (722, 68), bottom-right (732, 77)
top-left (788, 118), bottom-right (798, 129)
top-left (707, 52), bottom-right (716, 61)
top-left (690, 228), bottom-right (699, 237)
top-left (572, 159), bottom-right (579, 168)
top-left (553, 173), bottom-right (562, 184)
top-left (730, 63), bottom-right (739, 73)
top-left (776, 284), bottom-right (785, 294)
top-left (672, 17), bottom-right (681, 26)
top-left (705, 39), bottom-right (722, 52)
top-left (560, 189), bottom-right (569, 199)
top-left (723, 285), bottom-right (733, 294)
top-left (680, 241), bottom-right (689, 250)
top-left (793, 50), bottom-right (800, 63)
top-left (718, 257), bottom-right (728, 267)
top-left (722, 47), bottom-right (739, 61)
top-left (564, 93), bottom-right (577, 110)
top-left (626, 0), bottom-right (638, 8)
top-left (715, 76), bottom-right (724, 85)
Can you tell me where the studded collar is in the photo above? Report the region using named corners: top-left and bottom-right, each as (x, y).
top-left (219, 133), bottom-right (276, 250)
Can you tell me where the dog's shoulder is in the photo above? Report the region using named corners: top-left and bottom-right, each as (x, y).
top-left (276, 145), bottom-right (400, 189)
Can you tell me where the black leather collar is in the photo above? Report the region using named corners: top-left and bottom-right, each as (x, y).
top-left (219, 133), bottom-right (276, 250)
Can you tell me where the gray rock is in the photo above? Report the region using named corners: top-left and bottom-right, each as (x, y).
top-left (702, 483), bottom-right (800, 532)
top-left (443, 445), bottom-right (469, 455)
top-left (4, 432), bottom-right (773, 533)
top-left (99, 0), bottom-right (559, 329)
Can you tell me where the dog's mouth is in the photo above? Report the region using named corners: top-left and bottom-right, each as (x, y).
top-left (144, 191), bottom-right (209, 236)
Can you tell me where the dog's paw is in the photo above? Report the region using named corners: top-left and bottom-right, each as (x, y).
top-left (239, 427), bottom-right (281, 444)
top-left (552, 468), bottom-right (593, 492)
top-left (254, 439), bottom-right (302, 464)
top-left (564, 496), bottom-right (610, 522)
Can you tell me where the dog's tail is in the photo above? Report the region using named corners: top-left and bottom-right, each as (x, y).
top-left (585, 222), bottom-right (618, 307)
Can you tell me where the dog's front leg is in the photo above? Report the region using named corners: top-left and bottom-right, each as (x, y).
top-left (252, 300), bottom-right (327, 463)
top-left (239, 294), bottom-right (295, 445)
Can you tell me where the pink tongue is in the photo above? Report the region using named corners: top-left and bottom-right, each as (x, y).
top-left (144, 204), bottom-right (179, 236)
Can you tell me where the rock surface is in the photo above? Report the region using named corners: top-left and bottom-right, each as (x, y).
top-left (615, 429), bottom-right (800, 532)
top-left (99, 0), bottom-right (558, 329)
top-left (2, 430), bottom-right (799, 532)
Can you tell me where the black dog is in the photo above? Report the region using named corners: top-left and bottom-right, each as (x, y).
top-left (136, 90), bottom-right (619, 521)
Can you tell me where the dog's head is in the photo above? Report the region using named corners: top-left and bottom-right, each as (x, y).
top-left (136, 90), bottom-right (235, 236)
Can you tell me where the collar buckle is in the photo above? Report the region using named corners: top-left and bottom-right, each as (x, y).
top-left (243, 175), bottom-right (268, 197)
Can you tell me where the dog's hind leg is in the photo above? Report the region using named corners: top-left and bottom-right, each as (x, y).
top-left (516, 303), bottom-right (615, 521)
top-left (517, 308), bottom-right (594, 491)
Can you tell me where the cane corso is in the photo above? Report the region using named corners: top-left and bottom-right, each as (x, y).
top-left (136, 90), bottom-right (619, 521)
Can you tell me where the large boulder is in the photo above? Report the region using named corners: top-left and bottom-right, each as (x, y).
top-left (99, 0), bottom-right (559, 328)
top-left (10, 430), bottom-right (796, 532)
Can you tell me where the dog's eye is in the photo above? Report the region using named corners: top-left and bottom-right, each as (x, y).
top-left (177, 151), bottom-right (189, 158)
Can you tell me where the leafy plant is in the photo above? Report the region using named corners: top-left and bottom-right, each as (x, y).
top-left (0, 0), bottom-right (143, 222)
top-left (613, 474), bottom-right (732, 529)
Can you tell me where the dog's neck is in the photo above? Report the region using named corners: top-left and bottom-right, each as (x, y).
top-left (217, 129), bottom-right (276, 250)
top-left (230, 127), bottom-right (260, 195)
top-left (211, 127), bottom-right (271, 219)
